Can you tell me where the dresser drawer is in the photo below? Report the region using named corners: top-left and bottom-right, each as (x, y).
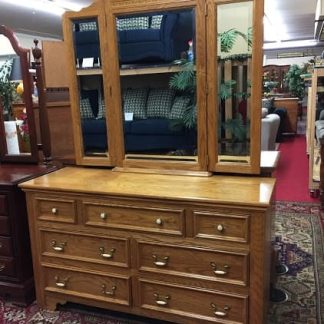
top-left (83, 201), bottom-right (185, 236)
top-left (40, 230), bottom-right (130, 268)
top-left (35, 196), bottom-right (77, 224)
top-left (44, 267), bottom-right (131, 306)
top-left (0, 194), bottom-right (8, 216)
top-left (0, 216), bottom-right (10, 236)
top-left (136, 241), bottom-right (249, 286)
top-left (138, 279), bottom-right (248, 323)
top-left (0, 257), bottom-right (16, 277)
top-left (193, 210), bottom-right (250, 243)
top-left (0, 237), bottom-right (13, 257)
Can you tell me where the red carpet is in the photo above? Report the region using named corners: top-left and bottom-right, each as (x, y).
top-left (273, 134), bottom-right (320, 203)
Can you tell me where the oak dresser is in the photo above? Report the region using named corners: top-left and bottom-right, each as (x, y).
top-left (20, 167), bottom-right (275, 323)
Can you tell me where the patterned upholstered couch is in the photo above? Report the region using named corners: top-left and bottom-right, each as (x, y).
top-left (80, 88), bottom-right (196, 153)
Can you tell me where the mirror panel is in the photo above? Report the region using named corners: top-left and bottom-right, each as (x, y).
top-left (0, 26), bottom-right (38, 162)
top-left (115, 9), bottom-right (198, 162)
top-left (71, 18), bottom-right (108, 157)
top-left (217, 1), bottom-right (253, 164)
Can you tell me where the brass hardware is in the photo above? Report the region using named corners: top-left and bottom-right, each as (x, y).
top-left (211, 303), bottom-right (230, 317)
top-left (51, 240), bottom-right (67, 252)
top-left (100, 212), bottom-right (107, 220)
top-left (0, 242), bottom-right (2, 248)
top-left (99, 247), bottom-right (115, 259)
top-left (51, 207), bottom-right (58, 215)
top-left (154, 293), bottom-right (170, 306)
top-left (54, 276), bottom-right (69, 288)
top-left (210, 262), bottom-right (230, 276)
top-left (102, 284), bottom-right (116, 296)
top-left (152, 254), bottom-right (169, 267)
top-left (0, 264), bottom-right (5, 272)
top-left (216, 224), bottom-right (224, 232)
top-left (155, 218), bottom-right (163, 225)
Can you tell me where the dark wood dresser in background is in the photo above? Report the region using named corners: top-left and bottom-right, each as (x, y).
top-left (0, 163), bottom-right (56, 305)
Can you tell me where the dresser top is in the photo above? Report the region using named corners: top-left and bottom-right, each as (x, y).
top-left (0, 163), bottom-right (56, 185)
top-left (19, 167), bottom-right (275, 207)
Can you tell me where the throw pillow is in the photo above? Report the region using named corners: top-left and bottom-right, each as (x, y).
top-left (146, 89), bottom-right (176, 119)
top-left (80, 98), bottom-right (94, 119)
top-left (117, 17), bottom-right (149, 31)
top-left (169, 96), bottom-right (191, 119)
top-left (0, 58), bottom-right (13, 82)
top-left (97, 99), bottom-right (106, 119)
top-left (150, 15), bottom-right (163, 29)
top-left (79, 21), bottom-right (97, 32)
top-left (123, 88), bottom-right (148, 119)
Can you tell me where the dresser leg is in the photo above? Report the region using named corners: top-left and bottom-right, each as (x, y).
top-left (44, 295), bottom-right (65, 311)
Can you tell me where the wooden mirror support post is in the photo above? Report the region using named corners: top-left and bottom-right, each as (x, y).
top-left (32, 39), bottom-right (52, 164)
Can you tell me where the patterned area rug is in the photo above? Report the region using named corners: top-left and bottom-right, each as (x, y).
top-left (0, 201), bottom-right (323, 324)
top-left (268, 201), bottom-right (324, 324)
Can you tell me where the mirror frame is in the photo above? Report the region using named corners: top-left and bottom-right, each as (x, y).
top-left (0, 25), bottom-right (38, 163)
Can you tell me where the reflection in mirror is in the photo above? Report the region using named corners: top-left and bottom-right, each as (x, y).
top-left (116, 9), bottom-right (198, 162)
top-left (217, 1), bottom-right (253, 163)
top-left (0, 33), bottom-right (32, 156)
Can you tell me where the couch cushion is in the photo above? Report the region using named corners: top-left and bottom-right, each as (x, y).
top-left (128, 119), bottom-right (183, 135)
top-left (146, 89), bottom-right (175, 118)
top-left (261, 107), bottom-right (268, 118)
top-left (123, 88), bottom-right (148, 119)
top-left (82, 119), bottom-right (107, 134)
top-left (169, 96), bottom-right (191, 119)
top-left (80, 98), bottom-right (94, 119)
top-left (97, 98), bottom-right (106, 119)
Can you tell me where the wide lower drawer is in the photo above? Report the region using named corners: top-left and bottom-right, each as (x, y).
top-left (193, 210), bottom-right (250, 243)
top-left (0, 216), bottom-right (10, 236)
top-left (0, 236), bottom-right (13, 257)
top-left (0, 257), bottom-right (15, 277)
top-left (83, 201), bottom-right (185, 236)
top-left (40, 230), bottom-right (130, 268)
top-left (136, 241), bottom-right (249, 286)
top-left (35, 196), bottom-right (77, 224)
top-left (137, 279), bottom-right (248, 323)
top-left (44, 266), bottom-right (131, 306)
top-left (0, 194), bottom-right (8, 216)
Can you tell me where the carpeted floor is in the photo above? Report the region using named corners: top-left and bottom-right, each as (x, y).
top-left (1, 201), bottom-right (323, 324)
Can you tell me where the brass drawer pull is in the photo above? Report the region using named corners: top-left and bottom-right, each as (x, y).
top-left (102, 284), bottom-right (116, 296)
top-left (152, 254), bottom-right (169, 267)
top-left (51, 240), bottom-right (67, 252)
top-left (154, 293), bottom-right (170, 306)
top-left (216, 224), bottom-right (224, 232)
top-left (0, 242), bottom-right (2, 249)
top-left (155, 218), bottom-right (163, 225)
top-left (54, 276), bottom-right (69, 288)
top-left (0, 264), bottom-right (5, 272)
top-left (210, 262), bottom-right (230, 276)
top-left (100, 212), bottom-right (107, 220)
top-left (211, 303), bottom-right (230, 317)
top-left (99, 247), bottom-right (116, 259)
top-left (51, 207), bottom-right (58, 215)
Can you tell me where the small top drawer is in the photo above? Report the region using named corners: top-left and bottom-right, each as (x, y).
top-left (83, 201), bottom-right (185, 236)
top-left (193, 210), bottom-right (250, 243)
top-left (0, 194), bottom-right (8, 216)
top-left (35, 196), bottom-right (77, 224)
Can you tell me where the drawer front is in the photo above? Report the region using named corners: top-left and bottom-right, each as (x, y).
top-left (0, 237), bottom-right (13, 257)
top-left (44, 267), bottom-right (131, 306)
top-left (193, 210), bottom-right (250, 243)
top-left (83, 202), bottom-right (185, 236)
top-left (138, 279), bottom-right (248, 323)
top-left (0, 257), bottom-right (16, 277)
top-left (41, 230), bottom-right (130, 268)
top-left (0, 216), bottom-right (10, 236)
top-left (35, 196), bottom-right (77, 224)
top-left (137, 241), bottom-right (249, 286)
top-left (0, 194), bottom-right (8, 216)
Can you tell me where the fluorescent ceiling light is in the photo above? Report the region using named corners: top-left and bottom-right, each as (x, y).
top-left (263, 39), bottom-right (318, 50)
top-left (0, 0), bottom-right (83, 16)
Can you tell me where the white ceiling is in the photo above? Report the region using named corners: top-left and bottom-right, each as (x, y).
top-left (0, 0), bottom-right (320, 44)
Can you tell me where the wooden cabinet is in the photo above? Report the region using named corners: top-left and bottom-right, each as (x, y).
top-left (273, 97), bottom-right (299, 133)
top-left (0, 163), bottom-right (56, 305)
top-left (20, 167), bottom-right (275, 323)
top-left (62, 0), bottom-right (264, 174)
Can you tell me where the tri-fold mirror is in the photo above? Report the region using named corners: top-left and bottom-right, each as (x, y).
top-left (0, 25), bottom-right (38, 163)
